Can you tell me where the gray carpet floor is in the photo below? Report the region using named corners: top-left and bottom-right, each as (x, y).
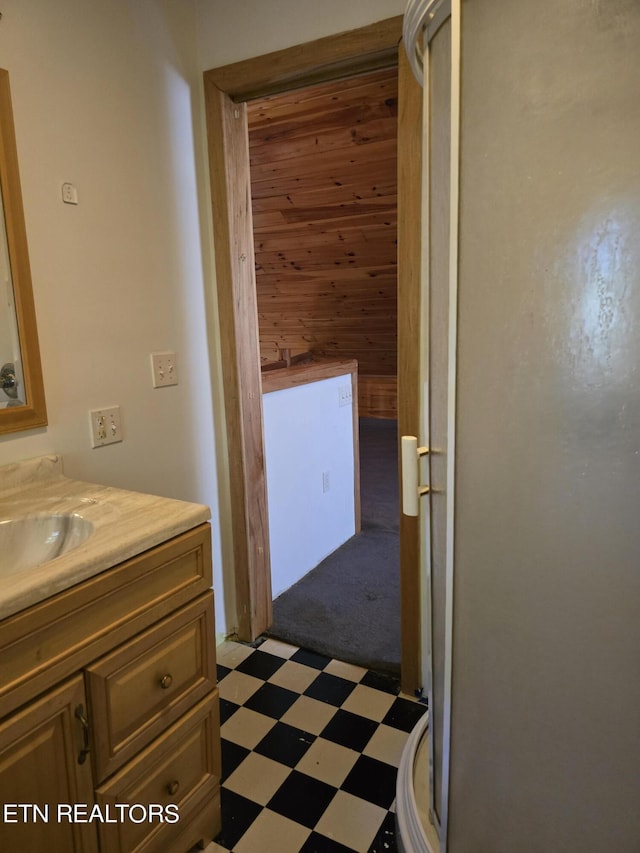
top-left (268, 417), bottom-right (400, 674)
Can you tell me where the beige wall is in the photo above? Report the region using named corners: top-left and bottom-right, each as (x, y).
top-left (0, 1), bottom-right (231, 635)
top-left (196, 0), bottom-right (406, 68)
top-left (449, 1), bottom-right (640, 849)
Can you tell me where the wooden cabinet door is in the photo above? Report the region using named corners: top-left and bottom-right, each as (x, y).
top-left (0, 675), bottom-right (98, 853)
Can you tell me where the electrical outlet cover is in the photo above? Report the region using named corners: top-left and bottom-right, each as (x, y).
top-left (90, 406), bottom-right (123, 448)
top-left (338, 385), bottom-right (352, 407)
top-left (62, 182), bottom-right (78, 204)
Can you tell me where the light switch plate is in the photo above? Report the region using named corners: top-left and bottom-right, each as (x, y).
top-left (151, 352), bottom-right (178, 388)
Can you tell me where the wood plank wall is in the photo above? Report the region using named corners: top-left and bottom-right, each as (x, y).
top-left (359, 375), bottom-right (397, 420)
top-left (246, 68), bottom-right (398, 417)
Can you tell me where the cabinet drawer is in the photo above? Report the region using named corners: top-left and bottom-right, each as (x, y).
top-left (87, 593), bottom-right (216, 781)
top-left (95, 692), bottom-right (221, 853)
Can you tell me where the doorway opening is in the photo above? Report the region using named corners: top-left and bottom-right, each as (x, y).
top-left (245, 68), bottom-right (400, 672)
top-left (203, 16), bottom-right (423, 693)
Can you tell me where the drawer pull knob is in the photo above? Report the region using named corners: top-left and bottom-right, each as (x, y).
top-left (167, 780), bottom-right (180, 796)
top-left (160, 673), bottom-right (173, 690)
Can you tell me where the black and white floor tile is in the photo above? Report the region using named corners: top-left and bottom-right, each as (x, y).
top-left (202, 638), bottom-right (427, 853)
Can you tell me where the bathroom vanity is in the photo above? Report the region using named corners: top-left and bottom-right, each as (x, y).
top-left (0, 456), bottom-right (221, 852)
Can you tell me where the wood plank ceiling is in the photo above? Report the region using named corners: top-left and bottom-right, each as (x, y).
top-left (247, 67), bottom-right (398, 378)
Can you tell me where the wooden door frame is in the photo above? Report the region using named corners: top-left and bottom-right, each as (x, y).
top-left (397, 45), bottom-right (423, 694)
top-left (203, 16), bottom-right (423, 693)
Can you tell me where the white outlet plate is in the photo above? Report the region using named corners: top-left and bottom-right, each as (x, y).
top-left (338, 385), bottom-right (352, 407)
top-left (62, 182), bottom-right (78, 205)
top-left (89, 406), bottom-right (123, 448)
top-left (151, 351), bottom-right (178, 388)
top-left (322, 471), bottom-right (330, 493)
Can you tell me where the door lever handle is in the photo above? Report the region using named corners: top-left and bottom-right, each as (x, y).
top-left (401, 436), bottom-right (430, 517)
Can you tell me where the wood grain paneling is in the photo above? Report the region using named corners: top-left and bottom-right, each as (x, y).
top-left (359, 375), bottom-right (397, 419)
top-left (247, 68), bottom-right (398, 380)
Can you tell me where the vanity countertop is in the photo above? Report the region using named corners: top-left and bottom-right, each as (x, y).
top-left (0, 454), bottom-right (210, 620)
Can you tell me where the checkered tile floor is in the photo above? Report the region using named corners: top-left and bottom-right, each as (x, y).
top-left (202, 637), bottom-right (427, 853)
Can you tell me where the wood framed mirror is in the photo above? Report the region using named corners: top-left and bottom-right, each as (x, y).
top-left (0, 68), bottom-right (47, 434)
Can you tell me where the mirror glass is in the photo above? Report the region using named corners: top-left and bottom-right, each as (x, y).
top-left (0, 68), bottom-right (47, 434)
top-left (1, 191), bottom-right (25, 409)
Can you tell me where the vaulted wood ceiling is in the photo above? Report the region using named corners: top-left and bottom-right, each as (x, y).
top-left (247, 66), bottom-right (398, 377)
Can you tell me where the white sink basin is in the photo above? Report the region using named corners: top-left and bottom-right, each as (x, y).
top-left (0, 514), bottom-right (94, 577)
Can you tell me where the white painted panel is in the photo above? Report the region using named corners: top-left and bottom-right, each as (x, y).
top-left (263, 374), bottom-right (356, 597)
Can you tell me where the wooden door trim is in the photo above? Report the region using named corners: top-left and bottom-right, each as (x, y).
top-left (203, 83), bottom-right (271, 640)
top-left (205, 16), bottom-right (403, 102)
top-left (204, 17), bottom-right (422, 691)
top-left (397, 47), bottom-right (423, 694)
